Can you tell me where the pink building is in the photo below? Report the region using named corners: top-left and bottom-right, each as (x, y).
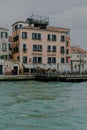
top-left (12, 15), bottom-right (71, 74)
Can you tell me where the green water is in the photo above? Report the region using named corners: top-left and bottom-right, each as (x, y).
top-left (0, 81), bottom-right (87, 130)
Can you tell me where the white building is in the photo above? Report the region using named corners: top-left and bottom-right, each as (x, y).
top-left (0, 27), bottom-right (12, 75)
top-left (70, 46), bottom-right (87, 73)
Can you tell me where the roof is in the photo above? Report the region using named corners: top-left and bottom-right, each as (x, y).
top-left (71, 46), bottom-right (87, 54)
top-left (12, 21), bottom-right (28, 26)
top-left (0, 27), bottom-right (9, 31)
top-left (48, 26), bottom-right (70, 32)
top-left (21, 25), bottom-right (70, 33)
top-left (12, 19), bottom-right (70, 33)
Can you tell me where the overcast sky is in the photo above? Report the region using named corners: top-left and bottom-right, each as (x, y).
top-left (0, 0), bottom-right (87, 48)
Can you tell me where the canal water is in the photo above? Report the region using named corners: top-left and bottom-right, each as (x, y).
top-left (0, 81), bottom-right (87, 130)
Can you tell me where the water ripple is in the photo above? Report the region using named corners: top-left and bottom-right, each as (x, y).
top-left (0, 81), bottom-right (87, 130)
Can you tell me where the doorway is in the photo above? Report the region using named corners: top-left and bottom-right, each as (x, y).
top-left (0, 65), bottom-right (3, 75)
top-left (13, 64), bottom-right (19, 75)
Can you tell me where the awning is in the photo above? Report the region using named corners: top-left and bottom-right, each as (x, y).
top-left (23, 64), bottom-right (36, 69)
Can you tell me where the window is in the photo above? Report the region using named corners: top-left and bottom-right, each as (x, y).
top-left (52, 35), bottom-right (56, 41)
top-left (19, 24), bottom-right (22, 28)
top-left (66, 49), bottom-right (69, 54)
top-left (33, 45), bottom-right (37, 51)
top-left (47, 34), bottom-right (51, 40)
top-left (15, 47), bottom-right (19, 53)
top-left (0, 55), bottom-right (4, 59)
top-left (60, 46), bottom-right (65, 54)
top-left (1, 32), bottom-right (8, 38)
top-left (23, 56), bottom-right (27, 63)
top-left (2, 43), bottom-right (7, 51)
top-left (15, 25), bottom-right (18, 30)
top-left (5, 32), bottom-right (8, 38)
top-left (47, 34), bottom-right (56, 41)
top-left (47, 46), bottom-right (56, 52)
top-left (33, 57), bottom-right (37, 63)
top-left (48, 57), bottom-right (51, 64)
top-left (61, 58), bottom-right (65, 64)
top-left (23, 44), bottom-right (27, 52)
top-left (33, 57), bottom-right (42, 63)
top-left (0, 55), bottom-right (8, 59)
top-left (52, 57), bottom-right (56, 64)
top-left (38, 57), bottom-right (42, 63)
top-left (38, 45), bottom-right (42, 51)
top-left (38, 33), bottom-right (41, 40)
top-left (13, 35), bottom-right (19, 42)
top-left (48, 57), bottom-right (56, 64)
top-left (32, 33), bottom-right (41, 40)
top-left (8, 43), bottom-right (12, 50)
top-left (33, 45), bottom-right (42, 51)
top-left (52, 46), bottom-right (56, 52)
top-left (1, 32), bottom-right (3, 38)
top-left (47, 45), bottom-right (51, 52)
top-left (61, 35), bottom-right (65, 42)
top-left (32, 33), bottom-right (37, 39)
top-left (22, 32), bottom-right (27, 39)
top-left (23, 44), bottom-right (26, 48)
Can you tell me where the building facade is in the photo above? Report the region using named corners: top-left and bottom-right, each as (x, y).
top-left (12, 15), bottom-right (71, 74)
top-left (70, 45), bottom-right (87, 73)
top-left (0, 27), bottom-right (12, 59)
top-left (0, 27), bottom-right (12, 74)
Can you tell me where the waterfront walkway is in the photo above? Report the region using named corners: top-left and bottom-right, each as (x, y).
top-left (0, 75), bottom-right (35, 81)
top-left (0, 74), bottom-right (87, 82)
top-left (35, 74), bottom-right (87, 82)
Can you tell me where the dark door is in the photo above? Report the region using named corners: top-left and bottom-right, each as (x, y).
top-left (0, 65), bottom-right (3, 75)
top-left (14, 66), bottom-right (18, 75)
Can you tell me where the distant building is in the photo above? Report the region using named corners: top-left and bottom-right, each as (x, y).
top-left (0, 27), bottom-right (12, 59)
top-left (70, 45), bottom-right (87, 72)
top-left (12, 15), bottom-right (71, 74)
top-left (0, 27), bottom-right (12, 74)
